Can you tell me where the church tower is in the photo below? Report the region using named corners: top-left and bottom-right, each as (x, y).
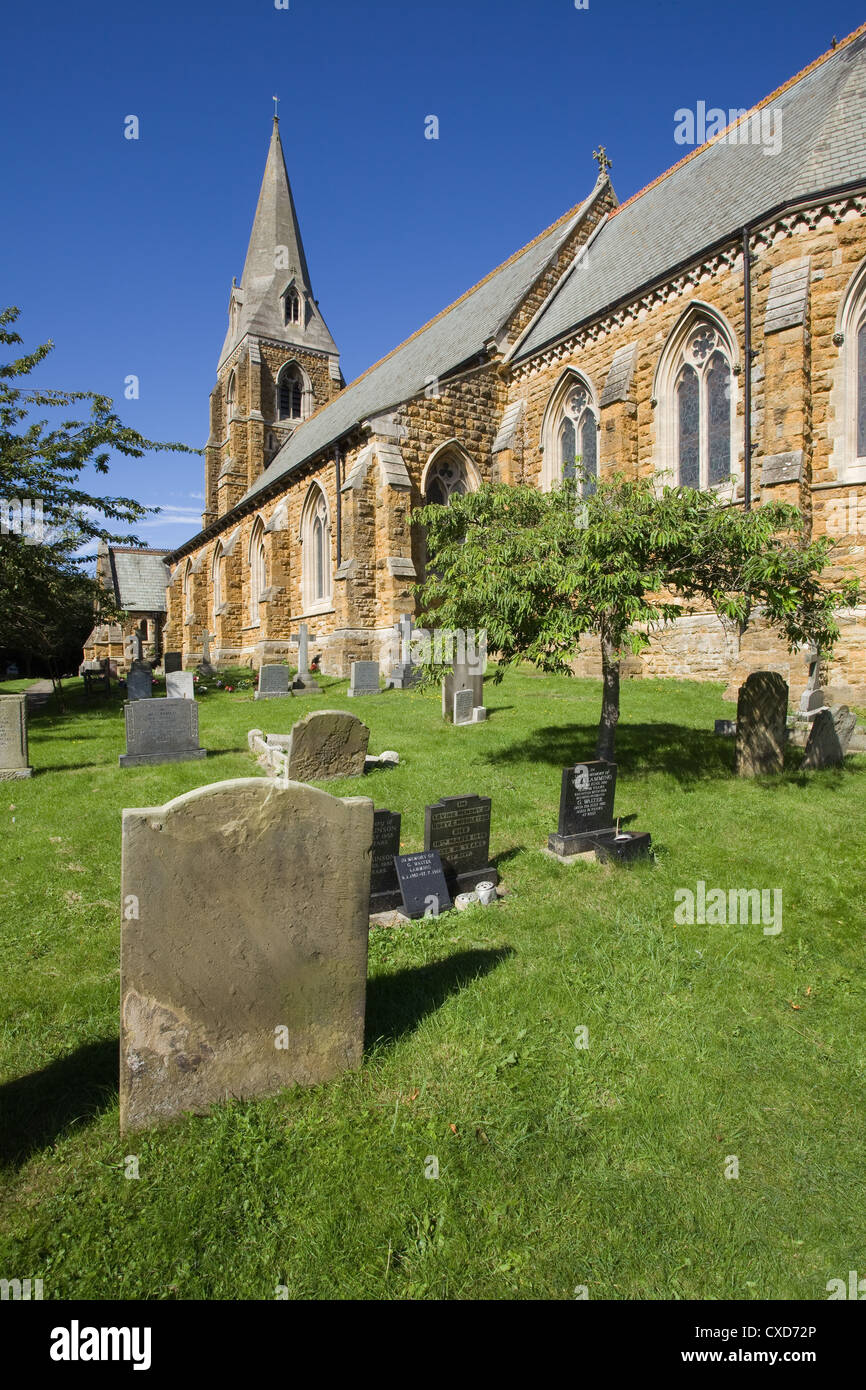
top-left (202, 117), bottom-right (343, 526)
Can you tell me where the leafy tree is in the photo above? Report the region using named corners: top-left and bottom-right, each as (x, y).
top-left (414, 473), bottom-right (859, 761)
top-left (0, 307), bottom-right (197, 682)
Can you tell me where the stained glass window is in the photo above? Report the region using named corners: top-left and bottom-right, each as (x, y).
top-left (707, 352), bottom-right (732, 485)
top-left (581, 413), bottom-right (598, 495)
top-left (858, 317), bottom-right (866, 459)
top-left (677, 365), bottom-right (700, 487)
top-left (672, 326), bottom-right (732, 488)
top-left (559, 417), bottom-right (577, 480)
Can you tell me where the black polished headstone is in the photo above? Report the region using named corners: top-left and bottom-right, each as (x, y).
top-left (424, 793), bottom-right (497, 893)
top-left (369, 809), bottom-right (402, 912)
top-left (164, 651), bottom-right (183, 674)
top-left (126, 661), bottom-right (153, 702)
top-left (394, 850), bottom-right (452, 919)
top-left (558, 761), bottom-right (616, 836)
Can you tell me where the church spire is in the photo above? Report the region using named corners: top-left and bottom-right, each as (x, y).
top-left (218, 116), bottom-right (338, 369)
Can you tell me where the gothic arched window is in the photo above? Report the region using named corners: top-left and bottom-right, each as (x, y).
top-left (183, 560), bottom-right (193, 620)
top-left (301, 484), bottom-right (331, 611)
top-left (672, 323), bottom-right (732, 487)
top-left (226, 370), bottom-right (237, 415)
top-left (423, 451), bottom-right (470, 506)
top-left (212, 544), bottom-right (226, 619)
top-left (541, 370), bottom-right (599, 493)
top-left (285, 288), bottom-right (300, 325)
top-left (277, 363), bottom-right (305, 421)
top-left (249, 520), bottom-right (266, 625)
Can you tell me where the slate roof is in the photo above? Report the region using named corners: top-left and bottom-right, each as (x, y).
top-left (236, 193), bottom-right (592, 506)
top-left (109, 548), bottom-right (171, 613)
top-left (514, 29), bottom-right (866, 361)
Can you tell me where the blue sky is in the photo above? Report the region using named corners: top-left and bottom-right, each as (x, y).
top-left (2, 0), bottom-right (863, 551)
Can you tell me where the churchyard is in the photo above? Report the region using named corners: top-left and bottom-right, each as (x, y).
top-left (1, 666), bottom-right (865, 1299)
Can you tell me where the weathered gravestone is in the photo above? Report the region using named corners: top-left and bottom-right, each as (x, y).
top-left (453, 689), bottom-right (474, 725)
top-left (394, 849), bottom-right (452, 919)
top-left (386, 613), bottom-right (420, 689)
top-left (798, 646), bottom-right (827, 717)
top-left (548, 760), bottom-right (652, 863)
top-left (347, 661), bottom-right (381, 697)
top-left (802, 705), bottom-right (857, 769)
top-left (285, 709), bottom-right (369, 782)
top-left (199, 629), bottom-right (216, 677)
top-left (734, 671), bottom-right (788, 776)
top-left (369, 808), bottom-right (402, 912)
top-left (255, 665), bottom-right (292, 701)
top-left (119, 698), bottom-right (207, 767)
top-left (126, 661), bottom-right (153, 702)
top-left (0, 694), bottom-right (32, 779)
top-left (120, 777), bottom-right (374, 1131)
top-left (164, 651), bottom-right (183, 674)
top-left (424, 794), bottom-right (498, 894)
top-left (290, 624), bottom-right (321, 692)
top-left (442, 663), bottom-right (485, 722)
top-left (166, 670), bottom-right (195, 701)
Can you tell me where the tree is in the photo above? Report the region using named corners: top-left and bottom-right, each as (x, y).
top-left (413, 473), bottom-right (859, 761)
top-left (0, 307), bottom-right (197, 680)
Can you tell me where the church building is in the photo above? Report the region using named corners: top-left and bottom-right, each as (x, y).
top-left (162, 26), bottom-right (866, 705)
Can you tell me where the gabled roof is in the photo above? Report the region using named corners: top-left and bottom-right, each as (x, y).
top-left (218, 118), bottom-right (338, 369)
top-left (236, 187), bottom-right (599, 507)
top-left (513, 27), bottom-right (866, 361)
top-left (108, 548), bottom-right (171, 613)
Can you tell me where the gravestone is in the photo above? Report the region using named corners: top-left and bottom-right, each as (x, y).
top-left (802, 705), bottom-right (857, 769)
top-left (347, 661), bottom-right (381, 697)
top-left (369, 808), bottom-right (402, 912)
top-left (547, 760), bottom-right (651, 863)
top-left (255, 665), bottom-right (292, 701)
top-left (386, 613), bottom-right (420, 689)
top-left (453, 689), bottom-right (474, 725)
top-left (424, 793), bottom-right (497, 893)
top-left (166, 670), bottom-right (195, 701)
top-left (126, 631), bottom-right (144, 663)
top-left (734, 671), bottom-right (788, 776)
top-left (798, 646), bottom-right (827, 717)
top-left (119, 698), bottom-right (207, 767)
top-left (0, 694), bottom-right (32, 779)
top-left (164, 652), bottom-right (183, 674)
top-left (291, 624), bottom-right (321, 692)
top-left (286, 709), bottom-right (370, 782)
top-left (714, 719), bottom-right (736, 737)
top-left (199, 629), bottom-right (216, 677)
top-left (120, 777), bottom-right (374, 1132)
top-left (126, 661), bottom-right (153, 702)
top-left (442, 663), bottom-right (485, 722)
top-left (394, 850), bottom-right (452, 919)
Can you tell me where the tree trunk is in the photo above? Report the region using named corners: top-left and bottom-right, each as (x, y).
top-left (596, 629), bottom-right (620, 762)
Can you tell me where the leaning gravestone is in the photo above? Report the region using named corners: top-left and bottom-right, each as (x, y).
top-left (547, 760), bottom-right (651, 863)
top-left (394, 849), bottom-right (452, 919)
top-left (0, 694), bottom-right (32, 779)
top-left (347, 661), bottom-right (380, 697)
top-left (119, 698), bottom-right (207, 767)
top-left (126, 661), bottom-right (153, 702)
top-left (164, 651), bottom-right (183, 674)
top-left (734, 671), bottom-right (788, 776)
top-left (286, 709), bottom-right (369, 782)
top-left (802, 705), bottom-right (857, 770)
top-left (424, 793), bottom-right (498, 894)
top-left (369, 808), bottom-right (402, 912)
top-left (120, 777), bottom-right (374, 1132)
top-left (166, 670), bottom-right (195, 701)
top-left (255, 665), bottom-right (292, 701)
top-left (442, 663), bottom-right (484, 722)
top-left (798, 646), bottom-right (826, 717)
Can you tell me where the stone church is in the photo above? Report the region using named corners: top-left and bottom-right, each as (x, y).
top-left (162, 26), bottom-right (866, 704)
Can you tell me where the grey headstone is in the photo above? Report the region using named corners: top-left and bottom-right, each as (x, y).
top-left (0, 694), bottom-right (32, 779)
top-left (453, 689), bottom-right (474, 725)
top-left (166, 670), bottom-right (195, 701)
top-left (370, 808), bottom-right (402, 911)
top-left (424, 793), bottom-right (497, 893)
top-left (120, 777), bottom-right (374, 1131)
top-left (164, 652), bottom-right (183, 674)
top-left (126, 661), bottom-right (153, 702)
top-left (734, 672), bottom-right (788, 776)
top-left (347, 661), bottom-right (380, 697)
top-left (803, 706), bottom-right (857, 769)
top-left (442, 663), bottom-right (484, 721)
top-left (286, 709), bottom-right (370, 782)
top-left (119, 698), bottom-right (207, 767)
top-left (255, 665), bottom-right (291, 701)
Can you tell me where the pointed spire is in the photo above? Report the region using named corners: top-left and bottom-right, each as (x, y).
top-left (218, 117), bottom-right (338, 370)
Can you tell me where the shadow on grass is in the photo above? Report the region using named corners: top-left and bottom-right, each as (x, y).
top-left (365, 947), bottom-right (513, 1051)
top-left (0, 1037), bottom-right (118, 1170)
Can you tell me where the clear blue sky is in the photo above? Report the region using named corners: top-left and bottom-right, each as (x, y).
top-left (2, 0), bottom-right (863, 550)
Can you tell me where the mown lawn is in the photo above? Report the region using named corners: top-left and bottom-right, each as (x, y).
top-left (1, 669), bottom-right (864, 1300)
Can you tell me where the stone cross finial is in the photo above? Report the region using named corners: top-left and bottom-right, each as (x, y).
top-left (592, 146), bottom-right (612, 179)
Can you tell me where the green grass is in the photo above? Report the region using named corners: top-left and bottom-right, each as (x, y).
top-left (0, 678), bottom-right (42, 694)
top-left (1, 669), bottom-right (864, 1300)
